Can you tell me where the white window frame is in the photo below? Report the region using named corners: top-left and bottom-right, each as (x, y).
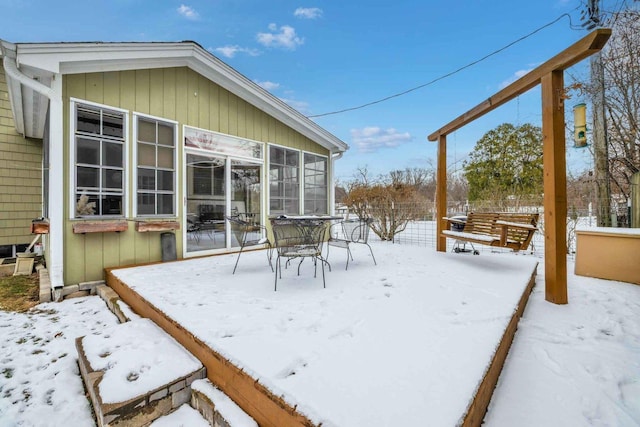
top-left (69, 98), bottom-right (129, 219)
top-left (302, 151), bottom-right (329, 215)
top-left (268, 144), bottom-right (302, 216)
top-left (133, 112), bottom-right (178, 218)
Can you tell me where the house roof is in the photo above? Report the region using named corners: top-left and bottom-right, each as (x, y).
top-left (0, 39), bottom-right (348, 153)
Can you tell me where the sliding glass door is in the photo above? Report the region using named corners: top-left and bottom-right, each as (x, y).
top-left (185, 153), bottom-right (263, 255)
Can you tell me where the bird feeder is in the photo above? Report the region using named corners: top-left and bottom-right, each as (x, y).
top-left (573, 103), bottom-right (588, 148)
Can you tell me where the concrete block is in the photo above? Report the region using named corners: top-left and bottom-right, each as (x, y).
top-left (168, 379), bottom-right (185, 394)
top-left (61, 284), bottom-right (79, 296)
top-left (171, 387), bottom-right (191, 408)
top-left (149, 388), bottom-right (168, 402)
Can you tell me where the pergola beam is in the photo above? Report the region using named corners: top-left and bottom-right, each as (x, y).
top-left (427, 29), bottom-right (611, 142)
top-left (429, 29), bottom-right (610, 305)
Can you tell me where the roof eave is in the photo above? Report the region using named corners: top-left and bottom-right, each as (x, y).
top-left (13, 41), bottom-right (348, 152)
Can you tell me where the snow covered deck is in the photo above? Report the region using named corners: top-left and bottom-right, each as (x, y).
top-left (105, 243), bottom-right (538, 427)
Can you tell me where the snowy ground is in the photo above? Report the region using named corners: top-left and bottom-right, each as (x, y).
top-left (1, 242), bottom-right (639, 426)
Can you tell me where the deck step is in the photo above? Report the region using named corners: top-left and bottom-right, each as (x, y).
top-left (76, 318), bottom-right (206, 427)
top-left (190, 379), bottom-right (258, 427)
top-left (149, 404), bottom-right (211, 426)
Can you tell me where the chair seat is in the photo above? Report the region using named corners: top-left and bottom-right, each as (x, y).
top-left (327, 239), bottom-right (349, 248)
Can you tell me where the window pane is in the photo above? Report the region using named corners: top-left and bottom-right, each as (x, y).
top-left (137, 193), bottom-right (155, 215)
top-left (138, 168), bottom-right (155, 190)
top-left (158, 123), bottom-right (174, 146)
top-left (103, 169), bottom-right (123, 190)
top-left (102, 195), bottom-right (122, 215)
top-left (284, 199), bottom-right (298, 214)
top-left (157, 194), bottom-right (173, 215)
top-left (285, 151), bottom-right (298, 167)
top-left (103, 142), bottom-right (123, 167)
top-left (76, 194), bottom-right (97, 216)
top-left (138, 119), bottom-right (156, 143)
top-left (76, 138), bottom-right (99, 165)
top-left (157, 146), bottom-right (174, 169)
top-left (77, 107), bottom-right (100, 134)
top-left (270, 147), bottom-right (284, 164)
top-left (103, 112), bottom-right (124, 138)
top-left (138, 143), bottom-right (156, 167)
top-left (77, 166), bottom-right (99, 188)
top-left (158, 170), bottom-right (173, 191)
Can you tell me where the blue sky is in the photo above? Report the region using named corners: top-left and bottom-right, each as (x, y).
top-left (2, 0), bottom-right (619, 182)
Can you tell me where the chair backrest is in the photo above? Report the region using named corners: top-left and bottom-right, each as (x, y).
top-left (271, 218), bottom-right (329, 255)
top-left (227, 215), bottom-right (266, 247)
top-left (342, 218), bottom-right (373, 243)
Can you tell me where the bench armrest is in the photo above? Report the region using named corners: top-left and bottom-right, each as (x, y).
top-left (442, 216), bottom-right (466, 225)
top-left (495, 220), bottom-right (537, 231)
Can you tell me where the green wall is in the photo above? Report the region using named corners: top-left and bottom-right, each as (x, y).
top-left (63, 67), bottom-right (329, 284)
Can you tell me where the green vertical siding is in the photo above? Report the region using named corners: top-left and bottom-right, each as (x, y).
top-left (63, 66), bottom-right (328, 285)
top-left (0, 64), bottom-right (43, 248)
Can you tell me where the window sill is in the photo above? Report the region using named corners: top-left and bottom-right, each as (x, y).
top-left (72, 220), bottom-right (129, 234)
top-left (135, 220), bottom-right (180, 233)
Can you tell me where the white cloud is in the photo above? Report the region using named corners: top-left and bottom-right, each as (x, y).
top-left (256, 24), bottom-right (304, 50)
top-left (256, 81), bottom-right (280, 91)
top-left (499, 68), bottom-right (534, 89)
top-left (294, 7), bottom-right (323, 19)
top-left (350, 127), bottom-right (413, 153)
top-left (177, 4), bottom-right (199, 20)
top-left (212, 45), bottom-right (260, 58)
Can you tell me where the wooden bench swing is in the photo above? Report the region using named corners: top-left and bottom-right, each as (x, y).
top-left (442, 212), bottom-right (539, 254)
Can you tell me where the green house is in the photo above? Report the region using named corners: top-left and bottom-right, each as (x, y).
top-left (0, 39), bottom-right (348, 289)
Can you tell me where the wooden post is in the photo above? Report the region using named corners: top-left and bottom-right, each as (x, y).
top-left (541, 70), bottom-right (568, 304)
top-left (436, 134), bottom-right (447, 252)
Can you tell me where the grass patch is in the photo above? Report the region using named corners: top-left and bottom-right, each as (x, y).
top-left (0, 273), bottom-right (39, 312)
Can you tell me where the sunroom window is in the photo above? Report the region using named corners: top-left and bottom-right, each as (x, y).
top-left (269, 146), bottom-right (300, 215)
top-left (136, 116), bottom-right (176, 216)
top-left (303, 153), bottom-right (328, 214)
top-left (74, 103), bottom-right (125, 217)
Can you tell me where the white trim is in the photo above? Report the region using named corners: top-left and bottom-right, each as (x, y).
top-left (302, 150), bottom-right (330, 215)
top-left (68, 98), bottom-right (129, 219)
top-left (183, 125), bottom-right (265, 162)
top-left (11, 41), bottom-right (347, 152)
top-left (132, 112), bottom-right (178, 218)
top-left (48, 74), bottom-right (64, 288)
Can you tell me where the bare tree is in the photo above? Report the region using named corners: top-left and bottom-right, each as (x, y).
top-left (342, 167), bottom-right (435, 240)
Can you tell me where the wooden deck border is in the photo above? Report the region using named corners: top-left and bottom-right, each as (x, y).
top-left (462, 263), bottom-right (538, 426)
top-left (106, 260), bottom-right (538, 427)
top-left (105, 267), bottom-right (316, 427)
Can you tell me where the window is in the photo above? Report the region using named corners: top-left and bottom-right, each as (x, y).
top-left (189, 155), bottom-right (225, 196)
top-left (304, 153), bottom-right (328, 214)
top-left (269, 146), bottom-right (299, 215)
top-left (74, 103), bottom-right (125, 217)
top-left (136, 116), bottom-right (176, 216)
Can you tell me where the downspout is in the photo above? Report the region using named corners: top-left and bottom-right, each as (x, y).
top-left (1, 41), bottom-right (65, 290)
top-left (1, 47), bottom-right (55, 98)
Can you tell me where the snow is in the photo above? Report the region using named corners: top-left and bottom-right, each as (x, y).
top-left (1, 242), bottom-right (639, 426)
top-left (576, 226), bottom-right (640, 236)
top-left (80, 318), bottom-right (202, 404)
top-left (112, 243), bottom-right (538, 426)
top-left (149, 404), bottom-right (210, 427)
top-left (191, 379), bottom-right (258, 427)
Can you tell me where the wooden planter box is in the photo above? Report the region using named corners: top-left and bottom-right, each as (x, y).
top-left (575, 227), bottom-right (640, 285)
top-left (31, 220), bottom-right (50, 234)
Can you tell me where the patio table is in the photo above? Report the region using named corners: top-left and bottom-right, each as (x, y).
top-left (269, 215), bottom-right (341, 290)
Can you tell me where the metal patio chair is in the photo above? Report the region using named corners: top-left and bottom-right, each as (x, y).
top-left (271, 218), bottom-right (330, 291)
top-left (226, 216), bottom-right (273, 274)
top-left (327, 217), bottom-right (377, 270)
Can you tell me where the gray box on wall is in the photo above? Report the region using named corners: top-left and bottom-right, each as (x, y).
top-left (161, 232), bottom-right (177, 262)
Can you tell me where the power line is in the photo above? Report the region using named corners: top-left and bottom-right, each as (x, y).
top-left (308, 10), bottom-right (581, 119)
